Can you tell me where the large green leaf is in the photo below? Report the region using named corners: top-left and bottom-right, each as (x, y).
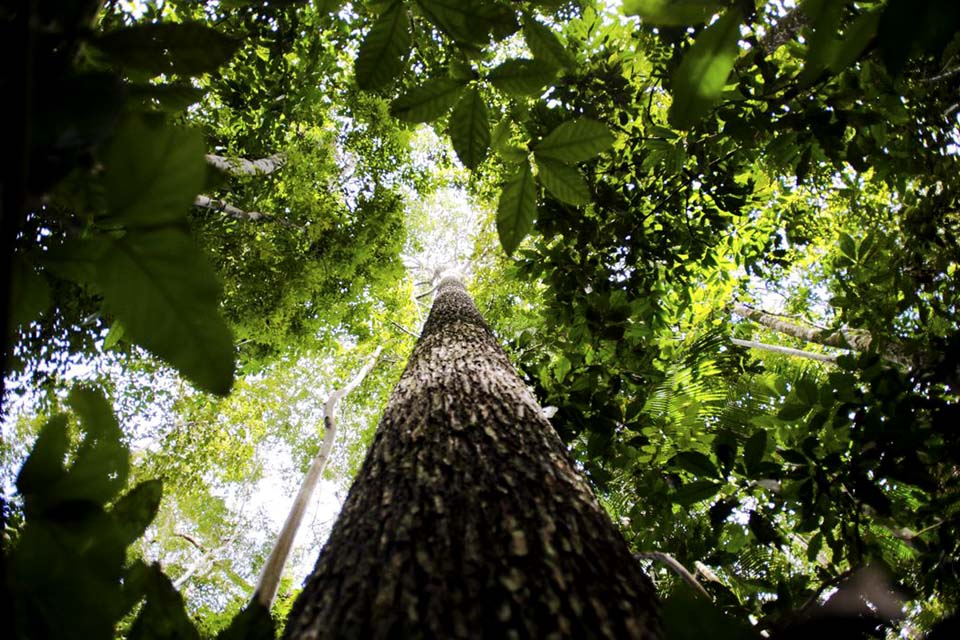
top-left (535, 156), bottom-right (590, 205)
top-left (487, 58), bottom-right (558, 97)
top-left (111, 480), bottom-right (163, 547)
top-left (88, 229), bottom-right (235, 395)
top-left (522, 15), bottom-right (574, 68)
top-left (127, 562), bottom-right (201, 640)
top-left (673, 451), bottom-right (720, 479)
top-left (496, 160), bottom-right (537, 255)
top-left (449, 88), bottom-right (490, 169)
top-left (94, 22), bottom-right (240, 75)
top-left (62, 386), bottom-right (130, 505)
top-left (623, 0), bottom-right (725, 26)
top-left (103, 118), bottom-right (206, 227)
top-left (671, 480), bottom-right (722, 505)
top-left (415, 0), bottom-right (514, 45)
top-left (16, 415), bottom-right (69, 510)
top-left (390, 77), bottom-right (465, 122)
top-left (534, 118), bottom-right (615, 163)
top-left (668, 8), bottom-right (743, 129)
top-left (355, 3), bottom-right (410, 90)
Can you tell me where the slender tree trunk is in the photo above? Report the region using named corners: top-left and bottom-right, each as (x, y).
top-left (283, 275), bottom-right (660, 639)
top-left (730, 338), bottom-right (838, 363)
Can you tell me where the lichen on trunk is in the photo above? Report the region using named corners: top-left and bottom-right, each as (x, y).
top-left (284, 275), bottom-right (661, 639)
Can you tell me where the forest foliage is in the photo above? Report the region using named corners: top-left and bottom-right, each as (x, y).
top-left (2, 0), bottom-right (960, 638)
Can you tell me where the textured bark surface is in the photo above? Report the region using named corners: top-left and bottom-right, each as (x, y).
top-left (284, 276), bottom-right (660, 639)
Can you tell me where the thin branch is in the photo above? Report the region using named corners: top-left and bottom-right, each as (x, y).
top-left (389, 320), bottom-right (418, 339)
top-left (193, 195), bottom-right (303, 230)
top-left (252, 346), bottom-right (384, 609)
top-left (731, 337), bottom-right (838, 363)
top-left (635, 552), bottom-right (712, 600)
top-left (174, 531), bottom-right (206, 552)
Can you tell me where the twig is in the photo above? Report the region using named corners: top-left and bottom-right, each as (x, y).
top-left (635, 552), bottom-right (712, 600)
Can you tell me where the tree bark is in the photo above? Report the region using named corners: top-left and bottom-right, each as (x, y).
top-left (730, 338), bottom-right (838, 363)
top-left (283, 275), bottom-right (660, 639)
top-left (732, 304), bottom-right (912, 367)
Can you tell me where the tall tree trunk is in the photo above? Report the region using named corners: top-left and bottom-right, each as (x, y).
top-left (283, 275), bottom-right (661, 639)
top-left (205, 153), bottom-right (286, 176)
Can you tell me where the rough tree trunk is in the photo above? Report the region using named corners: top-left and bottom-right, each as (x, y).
top-left (283, 275), bottom-right (660, 639)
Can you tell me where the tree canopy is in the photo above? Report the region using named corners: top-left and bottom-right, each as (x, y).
top-left (2, 0), bottom-right (960, 638)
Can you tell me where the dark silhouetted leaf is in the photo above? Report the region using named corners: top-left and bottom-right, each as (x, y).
top-left (673, 451), bottom-right (720, 478)
top-left (112, 480), bottom-right (163, 546)
top-left (449, 87), bottom-right (490, 169)
top-left (390, 77), bottom-right (465, 122)
top-left (487, 58), bottom-right (558, 96)
top-left (95, 22), bottom-right (240, 75)
top-left (355, 3), bottom-right (410, 90)
top-left (496, 160), bottom-right (536, 255)
top-left (672, 480), bottom-right (722, 505)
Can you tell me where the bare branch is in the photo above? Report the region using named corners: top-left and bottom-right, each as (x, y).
top-left (205, 153), bottom-right (286, 176)
top-left (730, 337), bottom-right (838, 363)
top-left (635, 552), bottom-right (712, 600)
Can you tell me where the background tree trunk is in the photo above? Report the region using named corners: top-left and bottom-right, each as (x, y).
top-left (283, 275), bottom-right (661, 639)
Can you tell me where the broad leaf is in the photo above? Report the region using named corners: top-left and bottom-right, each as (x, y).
top-left (487, 58), bottom-right (557, 97)
top-left (522, 15), bottom-right (574, 68)
top-left (355, 3), bottom-right (410, 90)
top-left (390, 78), bottom-right (465, 122)
top-left (94, 22), bottom-right (240, 75)
top-left (93, 229), bottom-right (235, 395)
top-left (449, 88), bottom-right (490, 169)
top-left (673, 451), bottom-right (720, 478)
top-left (534, 118), bottom-right (615, 163)
top-left (111, 480), bottom-right (163, 547)
top-left (127, 562), bottom-right (201, 640)
top-left (61, 386), bottom-right (130, 506)
top-left (671, 480), bottom-right (722, 505)
top-left (103, 118), bottom-right (206, 227)
top-left (743, 429), bottom-right (767, 474)
top-left (623, 0), bottom-right (725, 26)
top-left (663, 586), bottom-right (760, 640)
top-left (127, 84), bottom-right (206, 112)
top-left (16, 415), bottom-right (69, 509)
top-left (535, 156), bottom-right (590, 205)
top-left (496, 160), bottom-right (537, 255)
top-left (668, 8), bottom-right (743, 129)
top-left (216, 602), bottom-right (275, 640)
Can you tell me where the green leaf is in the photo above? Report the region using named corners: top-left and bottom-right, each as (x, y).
top-left (535, 156), bottom-right (591, 205)
top-left (554, 355), bottom-right (572, 382)
top-left (217, 603), bottom-right (275, 640)
top-left (127, 562), bottom-right (201, 640)
top-left (743, 429), bottom-right (767, 474)
top-left (449, 88), bottom-right (490, 169)
top-left (778, 401), bottom-right (810, 421)
top-left (103, 322), bottom-right (125, 350)
top-left (671, 480), bottom-right (722, 505)
top-left (829, 8), bottom-right (880, 73)
top-left (487, 58), bottom-right (558, 97)
top-left (94, 22), bottom-right (240, 75)
top-left (355, 3), bottom-right (410, 90)
top-left (415, 0), bottom-right (495, 45)
top-left (93, 229), bottom-right (235, 395)
top-left (390, 77), bottom-right (465, 122)
top-left (496, 160), bottom-right (537, 256)
top-left (673, 451), bottom-right (720, 478)
top-left (16, 415), bottom-right (69, 507)
top-left (624, 0), bottom-right (725, 26)
top-left (663, 586), bottom-right (760, 640)
top-left (795, 378), bottom-right (819, 405)
top-left (668, 8), bottom-right (743, 129)
top-left (63, 386), bottom-right (129, 505)
top-left (534, 118), bottom-right (615, 163)
top-left (111, 480), bottom-right (163, 547)
top-left (128, 83), bottom-right (206, 112)
top-left (103, 118), bottom-right (206, 227)
top-left (522, 15), bottom-right (574, 68)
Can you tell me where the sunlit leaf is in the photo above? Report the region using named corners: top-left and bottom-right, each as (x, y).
top-left (535, 156), bottom-right (591, 205)
top-left (522, 15), bottom-right (574, 68)
top-left (103, 118), bottom-right (206, 227)
top-left (534, 118), bottom-right (615, 163)
top-left (668, 8), bottom-right (743, 129)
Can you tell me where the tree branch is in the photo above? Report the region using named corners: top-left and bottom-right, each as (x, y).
top-left (635, 552), bottom-right (712, 600)
top-left (205, 153), bottom-right (286, 176)
top-left (193, 195), bottom-right (303, 230)
top-left (731, 337), bottom-right (838, 363)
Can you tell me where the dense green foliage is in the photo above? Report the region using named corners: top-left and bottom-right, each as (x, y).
top-left (3, 0), bottom-right (960, 638)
